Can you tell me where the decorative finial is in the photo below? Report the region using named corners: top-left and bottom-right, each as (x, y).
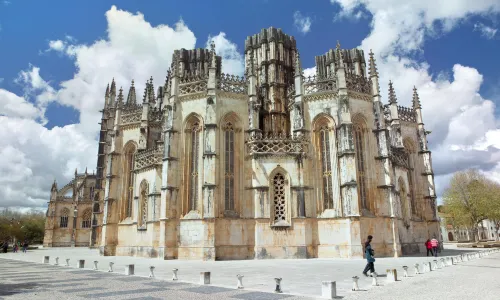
top-left (127, 80), bottom-right (136, 105)
top-left (143, 84), bottom-right (148, 103)
top-left (74, 168), bottom-right (78, 176)
top-left (294, 50), bottom-right (302, 74)
top-left (150, 76), bottom-right (153, 84)
top-left (368, 49), bottom-right (379, 77)
top-left (388, 80), bottom-right (398, 104)
top-left (412, 86), bottom-right (421, 109)
top-left (210, 40), bottom-right (216, 53)
top-left (110, 78), bottom-right (116, 95)
top-left (336, 40), bottom-right (341, 50)
top-left (85, 167), bottom-right (88, 175)
top-left (105, 83), bottom-right (110, 97)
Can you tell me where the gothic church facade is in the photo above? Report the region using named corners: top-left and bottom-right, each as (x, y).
top-left (44, 27), bottom-right (440, 260)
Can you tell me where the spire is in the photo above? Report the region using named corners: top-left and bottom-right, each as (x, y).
top-left (294, 50), bottom-right (302, 75)
top-left (127, 80), bottom-right (136, 105)
top-left (388, 81), bottom-right (398, 104)
top-left (143, 82), bottom-right (148, 103)
top-left (148, 76), bottom-right (155, 103)
top-left (74, 168), bottom-right (78, 177)
top-left (110, 78), bottom-right (116, 95)
top-left (105, 83), bottom-right (110, 97)
top-left (412, 86), bottom-right (421, 109)
top-left (336, 41), bottom-right (344, 67)
top-left (117, 87), bottom-right (124, 106)
top-left (51, 180), bottom-right (58, 192)
top-left (368, 49), bottom-right (378, 77)
top-left (210, 40), bottom-right (217, 68)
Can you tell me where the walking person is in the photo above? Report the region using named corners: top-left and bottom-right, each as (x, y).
top-left (430, 237), bottom-right (439, 257)
top-left (22, 240), bottom-right (28, 253)
top-left (425, 239), bottom-right (434, 256)
top-left (362, 235), bottom-right (376, 277)
top-left (2, 240), bottom-right (8, 253)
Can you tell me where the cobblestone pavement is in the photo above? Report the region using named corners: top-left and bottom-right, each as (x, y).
top-left (0, 245), bottom-right (497, 299)
top-left (0, 259), bottom-right (311, 300)
top-left (344, 251), bottom-right (500, 300)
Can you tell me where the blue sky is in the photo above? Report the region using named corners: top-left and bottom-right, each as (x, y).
top-left (1, 0), bottom-right (500, 209)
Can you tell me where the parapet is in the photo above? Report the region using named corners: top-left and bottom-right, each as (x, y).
top-left (245, 27), bottom-right (296, 51)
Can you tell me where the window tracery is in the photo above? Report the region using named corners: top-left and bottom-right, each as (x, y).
top-left (123, 143), bottom-right (136, 218)
top-left (319, 125), bottom-right (334, 210)
top-left (188, 121), bottom-right (201, 212)
top-left (353, 121), bottom-right (368, 210)
top-left (81, 209), bottom-right (92, 228)
top-left (273, 173), bottom-right (286, 224)
top-left (60, 208), bottom-right (69, 228)
top-left (224, 121), bottom-right (235, 211)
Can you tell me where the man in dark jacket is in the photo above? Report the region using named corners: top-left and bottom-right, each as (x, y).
top-left (362, 235), bottom-right (375, 277)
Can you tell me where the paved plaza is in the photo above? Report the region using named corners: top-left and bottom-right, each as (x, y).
top-left (0, 244), bottom-right (498, 299)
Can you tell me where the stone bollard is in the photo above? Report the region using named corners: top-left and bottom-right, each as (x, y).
top-left (457, 255), bottom-right (462, 263)
top-left (462, 254), bottom-right (467, 262)
top-left (236, 274), bottom-right (244, 289)
top-left (321, 281), bottom-right (337, 299)
top-left (125, 264), bottom-right (134, 276)
top-left (274, 278), bottom-right (283, 293)
top-left (433, 260), bottom-right (439, 270)
top-left (423, 262), bottom-right (431, 272)
top-left (200, 272), bottom-right (210, 285)
top-left (93, 261), bottom-right (98, 270)
top-left (451, 257), bottom-right (456, 265)
top-left (65, 259), bottom-right (70, 266)
top-left (352, 276), bottom-right (359, 291)
top-left (446, 257), bottom-right (452, 266)
top-left (414, 263), bottom-right (420, 275)
top-left (402, 266), bottom-right (408, 277)
top-left (77, 260), bottom-right (85, 269)
top-left (43, 256), bottom-right (50, 264)
top-left (371, 272), bottom-right (378, 286)
top-left (149, 266), bottom-right (155, 278)
top-left (108, 262), bottom-right (114, 272)
top-left (172, 268), bottom-right (178, 281)
top-left (440, 258), bottom-right (445, 268)
top-left (54, 257), bottom-right (59, 266)
top-left (386, 269), bottom-right (397, 282)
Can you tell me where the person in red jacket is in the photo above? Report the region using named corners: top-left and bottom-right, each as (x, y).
top-left (425, 239), bottom-right (433, 256)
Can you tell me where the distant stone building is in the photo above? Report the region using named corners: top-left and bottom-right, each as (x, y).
top-left (43, 27), bottom-right (441, 259)
top-left (438, 206), bottom-right (499, 242)
top-left (43, 170), bottom-right (96, 247)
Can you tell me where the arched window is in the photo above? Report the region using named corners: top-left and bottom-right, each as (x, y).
top-left (398, 178), bottom-right (410, 222)
top-left (312, 115), bottom-right (339, 212)
top-left (353, 115), bottom-right (368, 211)
top-left (60, 208), bottom-right (69, 228)
top-left (123, 143), bottom-right (137, 218)
top-left (81, 209), bottom-right (92, 228)
top-left (273, 173), bottom-right (286, 224)
top-left (139, 180), bottom-right (148, 227)
top-left (185, 116), bottom-right (202, 213)
top-left (223, 121), bottom-right (235, 211)
top-left (404, 138), bottom-right (417, 216)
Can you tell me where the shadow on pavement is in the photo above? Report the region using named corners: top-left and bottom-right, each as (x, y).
top-left (0, 282), bottom-right (40, 296)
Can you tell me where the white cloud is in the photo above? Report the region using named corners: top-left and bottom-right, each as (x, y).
top-left (48, 40), bottom-right (66, 52)
top-left (294, 11), bottom-right (312, 34)
top-left (329, 0), bottom-right (500, 195)
top-left (474, 22), bottom-right (498, 39)
top-left (0, 5), bottom-right (244, 209)
top-left (206, 32), bottom-right (244, 76)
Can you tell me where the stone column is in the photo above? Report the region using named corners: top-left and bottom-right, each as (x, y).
top-left (159, 68), bottom-right (180, 260)
top-left (100, 87), bottom-right (124, 256)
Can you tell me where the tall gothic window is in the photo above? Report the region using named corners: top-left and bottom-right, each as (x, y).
top-left (224, 122), bottom-right (235, 211)
top-left (404, 139), bottom-right (417, 217)
top-left (60, 208), bottom-right (69, 228)
top-left (319, 126), bottom-right (334, 210)
top-left (188, 121), bottom-right (201, 212)
top-left (272, 172), bottom-right (287, 225)
top-left (139, 180), bottom-right (148, 227)
top-left (81, 209), bottom-right (92, 228)
top-left (353, 119), bottom-right (368, 210)
top-left (123, 143), bottom-right (136, 218)
top-left (399, 178), bottom-right (410, 222)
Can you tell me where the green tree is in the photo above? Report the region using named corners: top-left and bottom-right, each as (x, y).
top-left (443, 169), bottom-right (492, 242)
